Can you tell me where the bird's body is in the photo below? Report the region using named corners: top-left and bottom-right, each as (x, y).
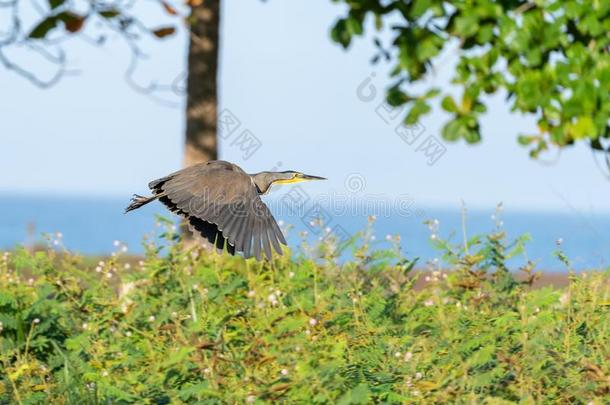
top-left (125, 160), bottom-right (325, 260)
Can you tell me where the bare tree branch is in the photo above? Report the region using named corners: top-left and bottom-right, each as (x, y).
top-left (0, 0), bottom-right (186, 102)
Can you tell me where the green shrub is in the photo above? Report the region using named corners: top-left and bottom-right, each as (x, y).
top-left (0, 219), bottom-right (608, 404)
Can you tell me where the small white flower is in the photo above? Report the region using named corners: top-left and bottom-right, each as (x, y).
top-left (246, 395), bottom-right (256, 404)
top-left (82, 323), bottom-right (88, 329)
top-left (192, 284), bottom-right (199, 290)
top-left (424, 299), bottom-right (434, 307)
top-left (430, 234), bottom-right (437, 240)
top-left (105, 272), bottom-right (113, 279)
top-left (309, 318), bottom-right (318, 326)
top-left (28, 278), bottom-right (34, 285)
top-left (148, 315), bottom-right (156, 322)
top-left (121, 246), bottom-right (128, 253)
top-left (424, 276), bottom-right (431, 282)
top-left (125, 331), bottom-right (132, 337)
top-left (415, 372), bottom-right (423, 380)
top-left (102, 370), bottom-right (109, 377)
top-left (247, 290), bottom-right (256, 298)
top-left (33, 318), bottom-right (40, 324)
top-left (280, 369), bottom-right (289, 376)
top-left (124, 263), bottom-right (131, 270)
top-left (203, 368), bottom-right (211, 375)
top-left (56, 232), bottom-right (63, 238)
top-left (305, 329), bottom-right (311, 335)
top-left (138, 260), bottom-right (144, 266)
top-left (385, 234), bottom-right (392, 241)
top-left (268, 293), bottom-right (277, 303)
top-left (404, 352), bottom-right (413, 362)
top-left (394, 352), bottom-right (401, 358)
top-left (95, 266), bottom-right (102, 273)
top-left (53, 240), bottom-right (60, 246)
top-left (288, 272), bottom-right (295, 278)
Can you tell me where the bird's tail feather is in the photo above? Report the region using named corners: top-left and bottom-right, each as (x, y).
top-left (125, 194), bottom-right (157, 213)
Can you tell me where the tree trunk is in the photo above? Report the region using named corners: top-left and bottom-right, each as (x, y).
top-left (184, 1), bottom-right (220, 167)
top-left (182, 1), bottom-right (220, 241)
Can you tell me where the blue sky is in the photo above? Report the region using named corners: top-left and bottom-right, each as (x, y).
top-left (1, 0), bottom-right (609, 214)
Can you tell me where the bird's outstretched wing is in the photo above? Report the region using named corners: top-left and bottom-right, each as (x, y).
top-left (149, 161), bottom-right (286, 260)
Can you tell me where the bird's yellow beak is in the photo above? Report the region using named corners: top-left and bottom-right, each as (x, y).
top-left (273, 173), bottom-right (327, 185)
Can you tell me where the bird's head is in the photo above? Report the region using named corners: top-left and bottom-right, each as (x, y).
top-left (252, 171), bottom-right (326, 194)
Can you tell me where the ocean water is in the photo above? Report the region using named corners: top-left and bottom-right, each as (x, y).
top-left (1, 195), bottom-right (609, 270)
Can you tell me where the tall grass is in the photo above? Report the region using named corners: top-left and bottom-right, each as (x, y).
top-left (0, 217), bottom-right (608, 404)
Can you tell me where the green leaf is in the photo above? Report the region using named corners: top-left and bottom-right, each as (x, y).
top-left (386, 87), bottom-right (409, 107)
top-left (338, 383), bottom-right (371, 405)
top-left (567, 116), bottom-right (596, 140)
top-left (441, 95), bottom-right (458, 113)
top-left (48, 0), bottom-right (65, 9)
top-left (346, 16), bottom-right (363, 36)
top-left (442, 118), bottom-right (469, 141)
top-left (98, 8), bottom-right (121, 19)
top-left (28, 16), bottom-right (60, 39)
top-left (331, 19), bottom-right (351, 48)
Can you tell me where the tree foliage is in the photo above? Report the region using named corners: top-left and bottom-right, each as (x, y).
top-left (331, 0), bottom-right (610, 160)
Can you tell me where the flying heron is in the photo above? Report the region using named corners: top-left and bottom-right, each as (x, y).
top-left (125, 160), bottom-right (325, 260)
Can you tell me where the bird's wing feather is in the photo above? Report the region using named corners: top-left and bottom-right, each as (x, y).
top-left (152, 161), bottom-right (285, 260)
